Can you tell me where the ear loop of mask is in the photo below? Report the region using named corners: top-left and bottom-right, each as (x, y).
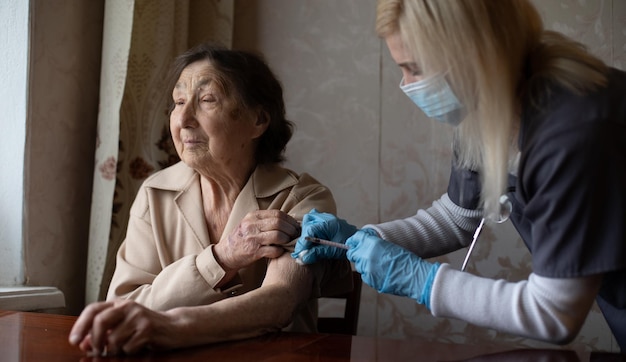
top-left (461, 194), bottom-right (513, 272)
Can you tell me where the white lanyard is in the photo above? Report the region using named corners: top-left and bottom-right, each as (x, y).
top-left (461, 195), bottom-right (512, 272)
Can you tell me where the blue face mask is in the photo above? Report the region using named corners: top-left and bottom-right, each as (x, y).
top-left (399, 74), bottom-right (465, 126)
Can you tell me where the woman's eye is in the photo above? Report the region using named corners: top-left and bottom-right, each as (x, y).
top-left (409, 68), bottom-right (422, 77)
top-left (406, 64), bottom-right (422, 77)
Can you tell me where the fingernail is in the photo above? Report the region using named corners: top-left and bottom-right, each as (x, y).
top-left (69, 334), bottom-right (80, 345)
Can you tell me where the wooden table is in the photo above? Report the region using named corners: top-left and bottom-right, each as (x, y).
top-left (0, 310), bottom-right (623, 361)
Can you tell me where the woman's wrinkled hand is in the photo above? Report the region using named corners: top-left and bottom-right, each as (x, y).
top-left (213, 210), bottom-right (301, 271)
top-left (69, 300), bottom-right (180, 356)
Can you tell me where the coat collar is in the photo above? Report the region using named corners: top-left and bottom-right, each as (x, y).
top-left (144, 162), bottom-right (298, 197)
top-left (144, 162), bottom-right (298, 243)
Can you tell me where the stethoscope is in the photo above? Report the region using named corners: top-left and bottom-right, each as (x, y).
top-left (460, 193), bottom-right (513, 272)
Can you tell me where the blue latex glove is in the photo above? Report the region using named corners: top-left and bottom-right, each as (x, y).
top-left (291, 209), bottom-right (357, 264)
top-left (346, 228), bottom-right (441, 308)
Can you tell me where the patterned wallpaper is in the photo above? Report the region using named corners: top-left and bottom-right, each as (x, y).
top-left (234, 0), bottom-right (625, 353)
top-left (21, 0), bottom-right (624, 353)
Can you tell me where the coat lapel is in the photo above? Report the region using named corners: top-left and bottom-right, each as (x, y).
top-left (222, 164), bottom-right (298, 240)
top-left (174, 176), bottom-right (212, 248)
top-left (154, 163), bottom-right (299, 246)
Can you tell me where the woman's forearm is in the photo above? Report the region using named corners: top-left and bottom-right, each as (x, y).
top-left (368, 193), bottom-right (482, 257)
top-left (430, 264), bottom-right (601, 344)
top-left (165, 284), bottom-right (299, 347)
top-left (164, 253), bottom-right (313, 348)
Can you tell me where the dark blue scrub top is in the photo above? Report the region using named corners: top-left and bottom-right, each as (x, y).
top-left (448, 68), bottom-right (626, 351)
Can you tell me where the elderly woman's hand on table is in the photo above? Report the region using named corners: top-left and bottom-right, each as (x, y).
top-left (213, 209), bottom-right (301, 271)
top-left (69, 299), bottom-right (178, 356)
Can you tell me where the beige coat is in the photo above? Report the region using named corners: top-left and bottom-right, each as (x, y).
top-left (107, 162), bottom-right (351, 332)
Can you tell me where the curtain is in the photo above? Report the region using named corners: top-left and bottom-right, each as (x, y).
top-left (86, 0), bottom-right (234, 303)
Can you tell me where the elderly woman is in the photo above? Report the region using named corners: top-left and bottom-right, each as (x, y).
top-left (69, 43), bottom-right (351, 356)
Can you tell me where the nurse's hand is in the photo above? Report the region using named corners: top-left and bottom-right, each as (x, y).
top-left (346, 229), bottom-right (441, 308)
top-left (291, 209), bottom-right (357, 264)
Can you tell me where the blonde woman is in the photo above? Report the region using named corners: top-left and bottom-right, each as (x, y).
top-left (294, 0), bottom-right (625, 351)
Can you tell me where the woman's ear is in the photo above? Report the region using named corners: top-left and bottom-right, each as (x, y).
top-left (251, 110), bottom-right (270, 139)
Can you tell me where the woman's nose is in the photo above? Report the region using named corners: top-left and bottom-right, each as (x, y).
top-left (177, 103), bottom-right (197, 128)
top-left (402, 72), bottom-right (420, 85)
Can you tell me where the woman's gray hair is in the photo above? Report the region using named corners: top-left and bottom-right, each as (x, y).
top-left (167, 43), bottom-right (294, 165)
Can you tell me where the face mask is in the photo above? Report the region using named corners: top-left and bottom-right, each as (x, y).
top-left (399, 74), bottom-right (465, 126)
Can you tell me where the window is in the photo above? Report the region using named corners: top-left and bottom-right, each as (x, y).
top-left (0, 0), bottom-right (29, 286)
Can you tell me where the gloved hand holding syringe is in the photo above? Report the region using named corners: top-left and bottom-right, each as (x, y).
top-left (292, 209), bottom-right (440, 309)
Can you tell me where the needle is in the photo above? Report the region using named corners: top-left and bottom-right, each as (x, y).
top-left (304, 236), bottom-right (350, 250)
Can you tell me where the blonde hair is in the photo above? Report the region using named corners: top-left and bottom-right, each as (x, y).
top-left (376, 0), bottom-right (608, 218)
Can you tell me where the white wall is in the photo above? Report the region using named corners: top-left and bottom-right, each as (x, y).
top-left (0, 0), bottom-right (29, 285)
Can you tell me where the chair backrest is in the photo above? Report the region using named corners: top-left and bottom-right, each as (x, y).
top-left (317, 270), bottom-right (362, 335)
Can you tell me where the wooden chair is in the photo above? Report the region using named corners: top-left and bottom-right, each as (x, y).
top-left (317, 271), bottom-right (362, 335)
